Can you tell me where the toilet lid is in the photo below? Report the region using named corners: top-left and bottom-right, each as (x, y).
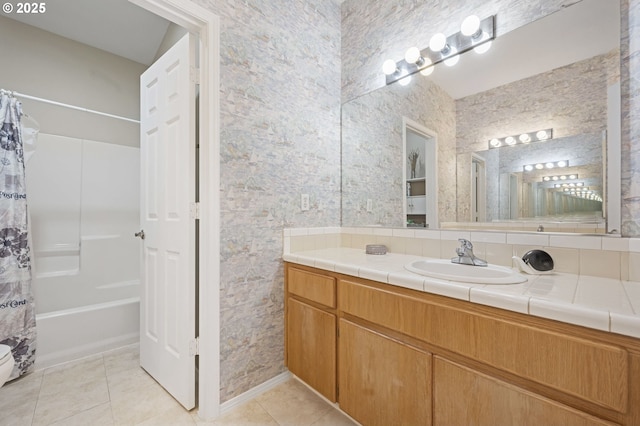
top-left (0, 345), bottom-right (11, 364)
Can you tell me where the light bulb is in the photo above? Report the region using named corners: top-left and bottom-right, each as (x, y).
top-left (505, 136), bottom-right (516, 145)
top-left (444, 53), bottom-right (459, 67)
top-left (429, 33), bottom-right (447, 52)
top-left (519, 133), bottom-right (531, 143)
top-left (398, 74), bottom-right (412, 86)
top-left (543, 176), bottom-right (551, 181)
top-left (552, 176), bottom-right (559, 181)
top-left (557, 160), bottom-right (567, 167)
top-left (382, 59), bottom-right (398, 75)
top-left (577, 182), bottom-right (584, 187)
top-left (569, 174), bottom-right (577, 179)
top-left (489, 138), bottom-right (501, 147)
top-left (536, 130), bottom-right (549, 140)
top-left (560, 175), bottom-right (567, 180)
top-left (461, 15), bottom-right (481, 37)
top-left (524, 165), bottom-right (534, 172)
top-left (405, 47), bottom-right (421, 64)
top-left (545, 162), bottom-right (554, 169)
top-left (474, 41), bottom-right (492, 54)
top-left (419, 58), bottom-right (434, 76)
top-left (535, 163), bottom-right (544, 170)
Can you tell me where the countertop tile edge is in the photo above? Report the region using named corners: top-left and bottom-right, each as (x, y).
top-left (609, 312), bottom-right (640, 338)
top-left (284, 248), bottom-right (638, 338)
top-left (469, 287), bottom-right (530, 314)
top-left (529, 298), bottom-right (610, 332)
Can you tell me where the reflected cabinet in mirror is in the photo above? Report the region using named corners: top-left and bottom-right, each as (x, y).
top-left (341, 0), bottom-right (620, 234)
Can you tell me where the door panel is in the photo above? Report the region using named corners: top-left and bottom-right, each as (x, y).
top-left (139, 33), bottom-right (196, 410)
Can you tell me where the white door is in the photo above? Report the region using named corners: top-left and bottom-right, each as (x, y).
top-left (138, 33), bottom-right (197, 410)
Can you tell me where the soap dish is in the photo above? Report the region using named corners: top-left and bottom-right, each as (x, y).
top-left (366, 244), bottom-right (387, 255)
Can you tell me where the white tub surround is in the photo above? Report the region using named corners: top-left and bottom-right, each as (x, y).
top-left (35, 298), bottom-right (139, 370)
top-left (24, 134), bottom-right (141, 369)
top-left (283, 228), bottom-right (640, 339)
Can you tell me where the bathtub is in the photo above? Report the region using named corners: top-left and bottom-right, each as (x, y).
top-left (35, 297), bottom-right (139, 369)
top-left (26, 134), bottom-right (141, 369)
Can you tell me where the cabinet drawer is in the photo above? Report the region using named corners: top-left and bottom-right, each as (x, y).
top-left (434, 357), bottom-right (619, 426)
top-left (339, 279), bottom-right (628, 412)
top-left (288, 267), bottom-right (336, 308)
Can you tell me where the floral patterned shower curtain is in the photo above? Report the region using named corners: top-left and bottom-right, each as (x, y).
top-left (0, 92), bottom-right (36, 380)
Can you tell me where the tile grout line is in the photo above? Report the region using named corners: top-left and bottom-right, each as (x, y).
top-left (30, 370), bottom-right (45, 426)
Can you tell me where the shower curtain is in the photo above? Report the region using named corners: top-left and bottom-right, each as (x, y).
top-left (0, 92), bottom-right (36, 380)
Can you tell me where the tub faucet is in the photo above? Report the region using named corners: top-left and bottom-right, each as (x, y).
top-left (451, 238), bottom-right (487, 266)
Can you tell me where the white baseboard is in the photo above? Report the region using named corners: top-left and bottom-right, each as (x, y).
top-left (218, 371), bottom-right (292, 415)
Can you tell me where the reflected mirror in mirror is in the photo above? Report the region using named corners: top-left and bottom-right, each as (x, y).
top-left (340, 0), bottom-right (620, 233)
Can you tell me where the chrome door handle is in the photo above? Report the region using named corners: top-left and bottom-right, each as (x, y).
top-left (135, 230), bottom-right (145, 240)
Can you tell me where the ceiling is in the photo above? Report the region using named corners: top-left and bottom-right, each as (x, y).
top-left (7, 0), bottom-right (170, 65)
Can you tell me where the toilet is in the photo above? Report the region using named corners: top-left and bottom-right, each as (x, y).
top-left (0, 344), bottom-right (15, 388)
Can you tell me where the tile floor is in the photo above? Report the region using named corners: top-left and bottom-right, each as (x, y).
top-left (0, 345), bottom-right (357, 425)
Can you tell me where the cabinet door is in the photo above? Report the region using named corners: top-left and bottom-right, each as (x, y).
top-left (407, 196), bottom-right (426, 214)
top-left (287, 298), bottom-right (336, 401)
top-left (433, 357), bottom-right (619, 426)
top-left (339, 319), bottom-right (431, 426)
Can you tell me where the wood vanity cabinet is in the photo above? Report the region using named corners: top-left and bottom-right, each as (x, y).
top-left (284, 265), bottom-right (337, 402)
top-left (339, 319), bottom-right (432, 425)
top-left (433, 357), bottom-right (617, 426)
top-left (284, 263), bottom-right (640, 425)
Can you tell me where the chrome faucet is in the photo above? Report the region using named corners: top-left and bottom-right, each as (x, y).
top-left (451, 239), bottom-right (487, 266)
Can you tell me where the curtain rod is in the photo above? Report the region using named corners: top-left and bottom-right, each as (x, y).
top-left (1, 89), bottom-right (140, 124)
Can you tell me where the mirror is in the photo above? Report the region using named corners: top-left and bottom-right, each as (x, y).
top-left (341, 0), bottom-right (620, 233)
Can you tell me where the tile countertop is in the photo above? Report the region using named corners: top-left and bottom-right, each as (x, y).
top-left (283, 248), bottom-right (640, 340)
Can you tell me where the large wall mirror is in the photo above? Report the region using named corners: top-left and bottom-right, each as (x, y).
top-left (341, 0), bottom-right (620, 234)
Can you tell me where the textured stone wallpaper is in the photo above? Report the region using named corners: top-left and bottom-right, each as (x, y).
top-left (621, 0), bottom-right (640, 236)
top-left (193, 0), bottom-right (342, 401)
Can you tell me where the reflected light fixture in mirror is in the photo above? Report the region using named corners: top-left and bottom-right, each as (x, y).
top-left (382, 14), bottom-right (495, 85)
top-left (553, 182), bottom-right (585, 187)
top-left (523, 160), bottom-right (569, 172)
top-left (461, 15), bottom-right (493, 55)
top-left (489, 128), bottom-right (553, 149)
top-left (544, 173), bottom-right (578, 181)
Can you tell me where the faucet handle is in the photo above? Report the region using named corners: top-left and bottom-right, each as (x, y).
top-left (458, 238), bottom-right (473, 250)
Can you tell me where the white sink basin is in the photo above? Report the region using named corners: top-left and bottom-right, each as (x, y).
top-left (405, 259), bottom-right (527, 284)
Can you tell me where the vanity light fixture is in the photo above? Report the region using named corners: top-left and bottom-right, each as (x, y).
top-left (553, 182), bottom-right (585, 188)
top-left (565, 188), bottom-right (589, 193)
top-left (382, 59), bottom-right (399, 76)
top-left (461, 15), bottom-right (482, 37)
top-left (522, 160), bottom-right (569, 173)
top-left (559, 185), bottom-right (589, 191)
top-left (544, 174), bottom-right (579, 182)
top-left (405, 47), bottom-right (423, 65)
top-left (560, 187), bottom-right (601, 201)
top-left (488, 128), bottom-right (553, 149)
top-left (383, 14), bottom-right (495, 85)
